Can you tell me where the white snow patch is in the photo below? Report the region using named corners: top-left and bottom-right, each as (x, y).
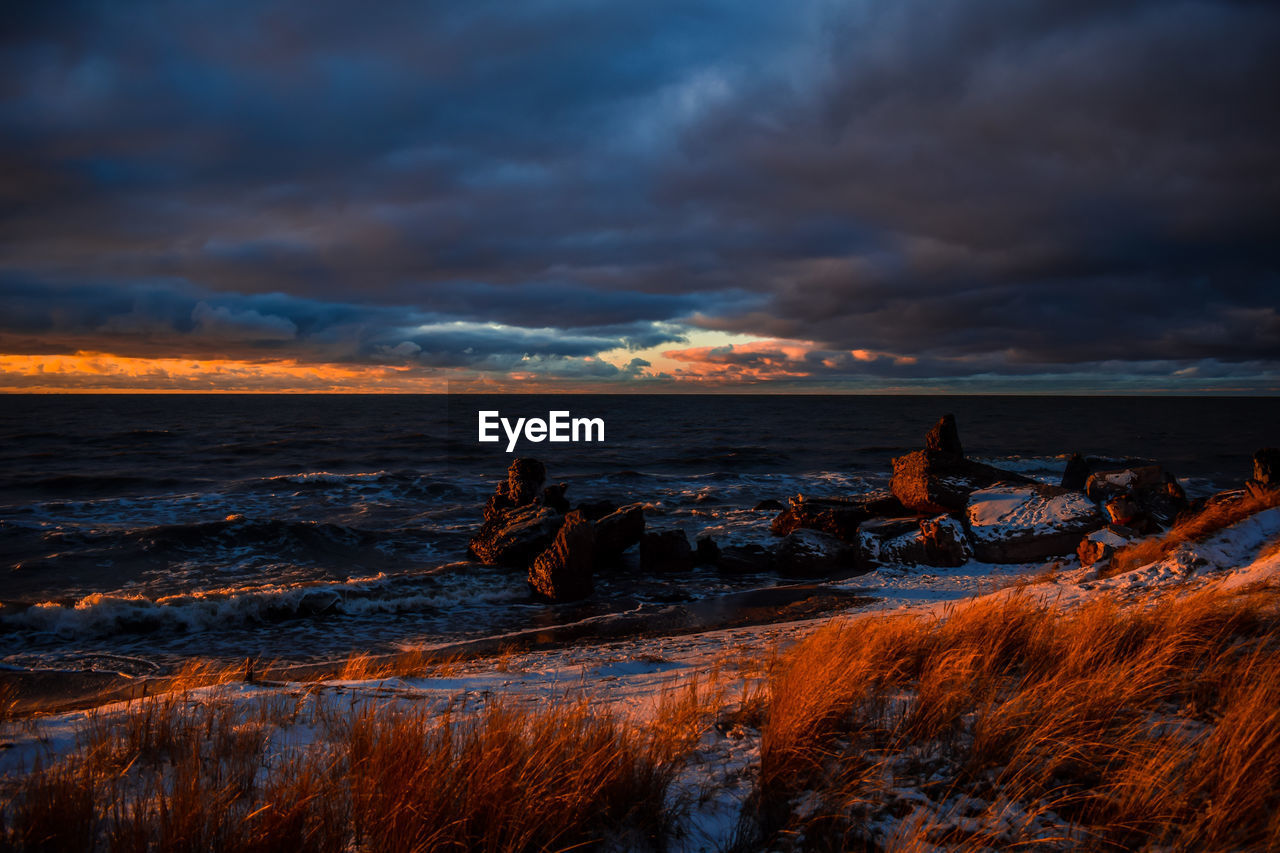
top-left (967, 486), bottom-right (1099, 541)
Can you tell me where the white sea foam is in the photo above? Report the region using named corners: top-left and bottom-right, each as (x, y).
top-left (0, 572), bottom-right (528, 641)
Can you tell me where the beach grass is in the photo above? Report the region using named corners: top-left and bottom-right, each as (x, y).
top-left (745, 585), bottom-right (1280, 851)
top-left (1105, 487), bottom-right (1280, 577)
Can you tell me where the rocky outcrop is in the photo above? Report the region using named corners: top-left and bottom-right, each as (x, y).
top-left (472, 459), bottom-right (565, 568)
top-left (1061, 453), bottom-right (1092, 491)
top-left (506, 458), bottom-right (546, 505)
top-left (483, 458), bottom-right (547, 521)
top-left (771, 493), bottom-right (908, 541)
top-left (639, 529), bottom-right (694, 572)
top-left (594, 504), bottom-right (645, 561)
top-left (753, 499), bottom-right (785, 511)
top-left (966, 485), bottom-right (1104, 563)
top-left (469, 503), bottom-right (564, 569)
top-left (1077, 525), bottom-right (1141, 568)
top-left (775, 529), bottom-right (856, 577)
top-left (890, 416), bottom-right (1033, 515)
top-left (925, 413), bottom-right (964, 458)
top-left (528, 511), bottom-right (595, 601)
top-left (891, 451), bottom-right (1032, 516)
top-left (716, 543), bottom-right (774, 574)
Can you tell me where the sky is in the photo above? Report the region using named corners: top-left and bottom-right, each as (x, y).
top-left (2, 0), bottom-right (1278, 393)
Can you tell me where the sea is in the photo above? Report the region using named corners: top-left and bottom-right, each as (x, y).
top-left (1, 394), bottom-right (1276, 676)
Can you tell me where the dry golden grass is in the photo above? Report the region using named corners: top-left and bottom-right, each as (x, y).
top-left (1106, 488), bottom-right (1280, 576)
top-left (745, 587), bottom-right (1280, 851)
top-left (0, 667), bottom-right (725, 852)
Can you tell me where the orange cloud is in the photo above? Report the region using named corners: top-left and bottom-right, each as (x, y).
top-left (659, 339), bottom-right (916, 383)
top-left (0, 352), bottom-right (449, 393)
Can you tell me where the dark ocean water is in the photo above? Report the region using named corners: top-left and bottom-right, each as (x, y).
top-left (1, 394), bottom-right (1276, 673)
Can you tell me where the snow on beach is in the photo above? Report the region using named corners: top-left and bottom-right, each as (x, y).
top-left (3, 507), bottom-right (1278, 851)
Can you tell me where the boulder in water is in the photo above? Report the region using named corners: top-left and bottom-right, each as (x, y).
top-left (483, 458), bottom-right (548, 521)
top-left (775, 529), bottom-right (856, 577)
top-left (594, 503), bottom-right (645, 561)
top-left (694, 535), bottom-right (720, 566)
top-left (639, 529), bottom-right (694, 572)
top-left (468, 504), bottom-right (564, 569)
top-left (716, 543), bottom-right (774, 574)
top-left (529, 510), bottom-right (595, 601)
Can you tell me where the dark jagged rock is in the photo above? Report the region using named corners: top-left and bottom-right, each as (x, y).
top-left (529, 510), bottom-right (595, 601)
top-left (1254, 448), bottom-right (1280, 486)
top-left (856, 517), bottom-right (930, 569)
top-left (716, 543), bottom-right (774, 574)
top-left (770, 493), bottom-right (908, 541)
top-left (1085, 465), bottom-right (1168, 503)
top-left (541, 483), bottom-right (570, 514)
top-left (775, 529), bottom-right (856, 577)
top-left (639, 529), bottom-right (694, 572)
top-left (753, 499), bottom-right (785, 511)
top-left (483, 491), bottom-right (511, 523)
top-left (924, 413), bottom-right (964, 458)
top-left (1144, 480), bottom-right (1188, 527)
top-left (468, 504), bottom-right (563, 569)
top-left (919, 515), bottom-right (971, 566)
top-left (483, 458), bottom-right (548, 521)
top-left (694, 535), bottom-right (720, 566)
top-left (576, 500), bottom-right (618, 521)
top-left (1085, 465), bottom-right (1188, 527)
top-left (1247, 448), bottom-right (1280, 498)
top-left (856, 515), bottom-right (971, 569)
top-left (1104, 496), bottom-right (1141, 526)
top-left (890, 451), bottom-right (1032, 516)
top-left (594, 504), bottom-right (645, 560)
top-left (506, 458), bottom-right (546, 506)
top-left (966, 485), bottom-right (1104, 563)
top-left (1061, 453), bottom-right (1092, 491)
top-left (890, 415), bottom-right (1033, 515)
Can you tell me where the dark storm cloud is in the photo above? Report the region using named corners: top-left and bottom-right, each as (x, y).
top-left (663, 0), bottom-right (1280, 370)
top-left (0, 276), bottom-right (686, 366)
top-left (1, 0), bottom-right (1277, 387)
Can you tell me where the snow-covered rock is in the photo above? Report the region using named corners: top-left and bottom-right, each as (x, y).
top-left (1076, 525), bottom-right (1141, 568)
top-left (966, 485), bottom-right (1104, 563)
